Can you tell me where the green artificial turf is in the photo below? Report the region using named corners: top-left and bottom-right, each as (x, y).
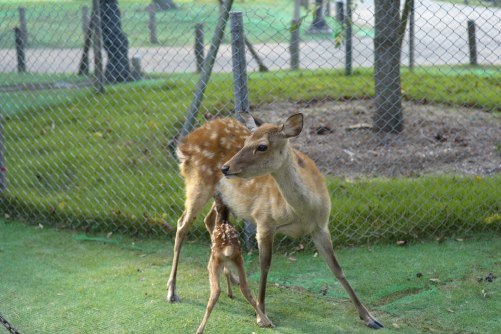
top-left (1, 219), bottom-right (500, 333)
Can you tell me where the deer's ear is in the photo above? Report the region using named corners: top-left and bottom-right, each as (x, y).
top-left (240, 113), bottom-right (258, 132)
top-left (282, 113), bottom-right (303, 138)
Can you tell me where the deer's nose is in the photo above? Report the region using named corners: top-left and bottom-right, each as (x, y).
top-left (221, 165), bottom-right (230, 175)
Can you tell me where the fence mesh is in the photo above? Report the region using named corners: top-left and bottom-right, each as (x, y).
top-left (0, 0), bottom-right (500, 248)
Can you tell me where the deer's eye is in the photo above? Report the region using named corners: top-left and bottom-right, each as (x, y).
top-left (257, 144), bottom-right (268, 152)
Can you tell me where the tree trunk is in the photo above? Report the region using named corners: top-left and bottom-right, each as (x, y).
top-left (309, 0), bottom-right (332, 34)
top-left (153, 0), bottom-right (176, 10)
top-left (100, 0), bottom-right (132, 83)
top-left (373, 0), bottom-right (403, 133)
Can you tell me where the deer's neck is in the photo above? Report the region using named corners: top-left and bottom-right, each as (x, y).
top-left (270, 147), bottom-right (316, 214)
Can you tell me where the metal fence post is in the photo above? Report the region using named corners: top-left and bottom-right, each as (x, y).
top-left (290, 0), bottom-right (301, 71)
top-left (0, 114), bottom-right (6, 193)
top-left (230, 11), bottom-right (249, 116)
top-left (467, 20), bottom-right (477, 66)
top-left (230, 11), bottom-right (256, 249)
top-left (194, 23), bottom-right (204, 73)
top-left (345, 0), bottom-right (352, 76)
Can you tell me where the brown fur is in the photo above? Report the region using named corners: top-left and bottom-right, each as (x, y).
top-left (168, 114), bottom-right (383, 330)
top-left (196, 196), bottom-right (272, 334)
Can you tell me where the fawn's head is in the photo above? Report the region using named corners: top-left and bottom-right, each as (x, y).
top-left (214, 193), bottom-right (230, 224)
top-left (221, 113), bottom-right (303, 179)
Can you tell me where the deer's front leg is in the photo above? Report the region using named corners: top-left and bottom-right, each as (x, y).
top-left (255, 228), bottom-right (274, 325)
top-left (312, 227), bottom-right (384, 330)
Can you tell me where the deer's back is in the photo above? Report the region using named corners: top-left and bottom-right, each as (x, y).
top-left (212, 222), bottom-right (241, 259)
top-left (176, 118), bottom-right (249, 185)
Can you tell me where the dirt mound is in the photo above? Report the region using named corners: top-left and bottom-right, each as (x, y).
top-left (254, 100), bottom-right (501, 177)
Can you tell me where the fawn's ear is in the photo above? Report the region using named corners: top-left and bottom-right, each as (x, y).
top-left (240, 112), bottom-right (258, 132)
top-left (281, 113), bottom-right (303, 138)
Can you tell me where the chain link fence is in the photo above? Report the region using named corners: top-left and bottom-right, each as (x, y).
top-left (0, 0), bottom-right (500, 247)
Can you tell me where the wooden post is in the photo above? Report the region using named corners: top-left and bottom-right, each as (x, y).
top-left (82, 5), bottom-right (90, 34)
top-left (194, 23), bottom-right (204, 73)
top-left (345, 0), bottom-right (353, 76)
top-left (131, 55), bottom-right (142, 80)
top-left (290, 0), bottom-right (301, 70)
top-left (18, 7), bottom-right (27, 45)
top-left (467, 20), bottom-right (477, 66)
top-left (244, 38), bottom-right (268, 72)
top-left (0, 114), bottom-right (6, 193)
top-left (79, 5), bottom-right (93, 76)
top-left (409, 0), bottom-right (415, 70)
top-left (335, 1), bottom-right (344, 24)
top-left (92, 0), bottom-right (105, 93)
top-left (149, 8), bottom-right (158, 44)
top-left (14, 27), bottom-right (26, 73)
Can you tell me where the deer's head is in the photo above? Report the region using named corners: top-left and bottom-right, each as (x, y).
top-left (221, 113), bottom-right (303, 179)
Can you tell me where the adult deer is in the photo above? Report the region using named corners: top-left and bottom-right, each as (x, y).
top-left (167, 113), bottom-right (383, 329)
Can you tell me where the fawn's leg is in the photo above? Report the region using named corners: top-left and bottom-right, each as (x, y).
top-left (167, 182), bottom-right (214, 303)
top-left (223, 267), bottom-right (234, 298)
top-left (256, 228), bottom-right (274, 319)
top-left (203, 204), bottom-right (217, 234)
top-left (312, 227), bottom-right (383, 330)
top-left (234, 256), bottom-right (273, 328)
top-left (196, 256), bottom-right (222, 334)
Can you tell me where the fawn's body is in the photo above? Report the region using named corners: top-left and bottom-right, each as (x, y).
top-left (196, 195), bottom-right (272, 334)
top-left (169, 114), bottom-right (383, 330)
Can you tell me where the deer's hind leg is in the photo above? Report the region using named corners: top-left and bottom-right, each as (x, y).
top-left (167, 179), bottom-right (215, 303)
top-left (197, 256), bottom-right (223, 334)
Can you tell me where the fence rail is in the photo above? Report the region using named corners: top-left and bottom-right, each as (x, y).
top-left (0, 0), bottom-right (500, 247)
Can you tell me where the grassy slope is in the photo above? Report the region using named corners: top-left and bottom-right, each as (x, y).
top-left (0, 0), bottom-right (342, 49)
top-left (1, 69), bottom-right (500, 242)
top-left (1, 219), bottom-right (500, 333)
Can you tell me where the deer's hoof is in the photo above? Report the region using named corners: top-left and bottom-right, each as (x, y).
top-left (257, 316), bottom-right (274, 328)
top-left (366, 318), bottom-right (384, 330)
top-left (167, 292), bottom-right (180, 303)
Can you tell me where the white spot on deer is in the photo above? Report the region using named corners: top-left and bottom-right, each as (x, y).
top-left (192, 145), bottom-right (201, 153)
top-left (202, 150), bottom-right (215, 159)
top-left (210, 132), bottom-right (218, 140)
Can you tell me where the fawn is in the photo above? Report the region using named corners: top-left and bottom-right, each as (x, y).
top-left (196, 194), bottom-right (273, 334)
top-left (168, 113), bottom-right (383, 329)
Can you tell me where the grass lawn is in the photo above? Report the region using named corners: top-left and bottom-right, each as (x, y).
top-left (1, 67), bottom-right (500, 244)
top-left (0, 0), bottom-right (347, 49)
top-left (0, 218), bottom-right (500, 333)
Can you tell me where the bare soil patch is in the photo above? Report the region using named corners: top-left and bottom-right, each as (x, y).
top-left (254, 100), bottom-right (501, 177)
